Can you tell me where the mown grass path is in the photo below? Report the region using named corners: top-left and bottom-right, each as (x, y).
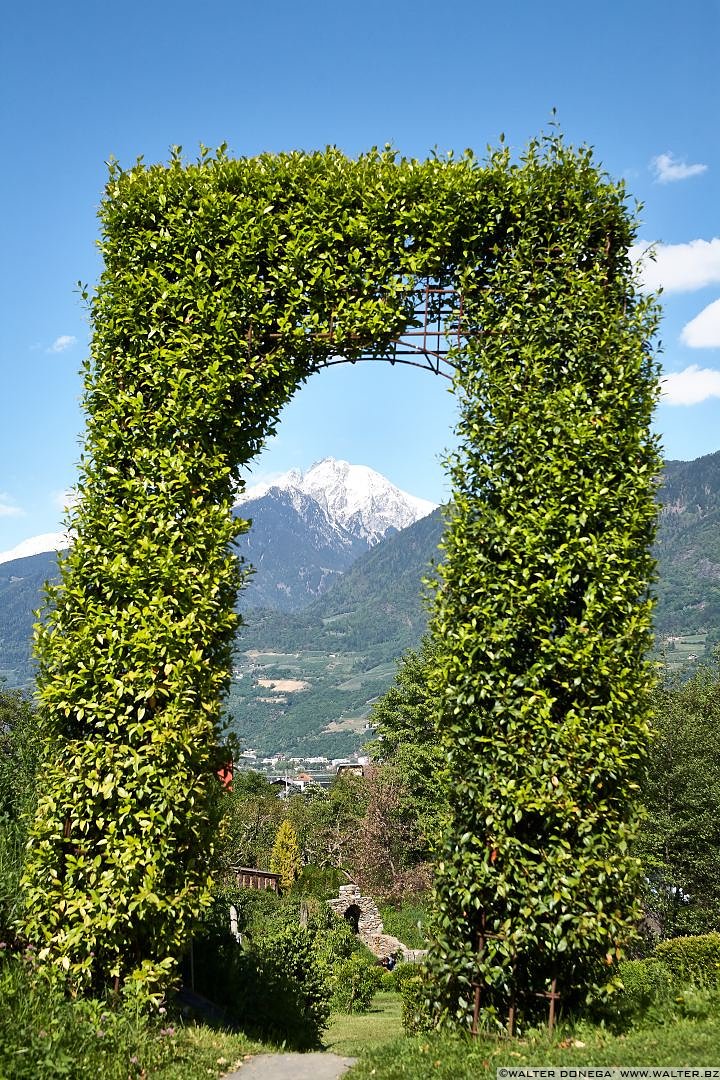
top-left (347, 1016), bottom-right (720, 1080)
top-left (323, 993), bottom-right (402, 1058)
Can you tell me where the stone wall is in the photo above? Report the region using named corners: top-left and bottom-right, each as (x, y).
top-left (326, 883), bottom-right (428, 961)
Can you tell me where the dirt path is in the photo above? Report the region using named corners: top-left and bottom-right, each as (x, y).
top-left (223, 1052), bottom-right (357, 1080)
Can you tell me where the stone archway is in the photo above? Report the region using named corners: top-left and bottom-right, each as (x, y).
top-left (327, 884), bottom-right (416, 961)
top-left (328, 885), bottom-right (383, 942)
top-left (343, 903), bottom-right (361, 935)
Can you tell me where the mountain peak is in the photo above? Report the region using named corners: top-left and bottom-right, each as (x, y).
top-left (236, 459), bottom-right (436, 545)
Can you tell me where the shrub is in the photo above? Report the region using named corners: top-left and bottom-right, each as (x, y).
top-left (314, 921), bottom-right (362, 974)
top-left (245, 926), bottom-right (330, 1048)
top-left (278, 895), bottom-right (336, 935)
top-left (401, 971), bottom-right (434, 1035)
top-left (328, 953), bottom-right (381, 1013)
top-left (378, 961), bottom-right (419, 993)
top-left (394, 962), bottom-right (420, 991)
top-left (599, 943), bottom-right (720, 1032)
top-left (0, 954), bottom-right (175, 1079)
top-left (190, 896), bottom-right (332, 1048)
top-left (223, 884), bottom-right (282, 941)
top-left (655, 933), bottom-right (720, 987)
top-left (186, 887), bottom-right (249, 1007)
top-left (614, 958), bottom-right (674, 1026)
top-left (313, 909), bottom-right (381, 1015)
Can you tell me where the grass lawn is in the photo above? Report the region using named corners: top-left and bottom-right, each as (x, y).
top-left (346, 1016), bottom-right (720, 1079)
top-left (152, 1025), bottom-right (269, 1079)
top-left (323, 993), bottom-right (403, 1057)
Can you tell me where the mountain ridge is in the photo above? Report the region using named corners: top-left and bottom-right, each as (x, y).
top-left (236, 457), bottom-right (436, 546)
top-left (2, 452), bottom-right (720, 755)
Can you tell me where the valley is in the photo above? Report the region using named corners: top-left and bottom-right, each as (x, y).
top-left (2, 452), bottom-right (720, 756)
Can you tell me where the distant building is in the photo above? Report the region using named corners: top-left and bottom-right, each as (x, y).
top-left (269, 777), bottom-right (307, 797)
top-left (335, 761), bottom-right (365, 778)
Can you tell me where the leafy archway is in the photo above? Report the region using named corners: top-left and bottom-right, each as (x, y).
top-left (21, 139), bottom-right (660, 1023)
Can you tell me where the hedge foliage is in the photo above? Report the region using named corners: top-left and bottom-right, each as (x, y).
top-left (20, 138), bottom-right (659, 1014)
top-left (428, 141), bottom-right (660, 1028)
top-left (655, 933), bottom-right (720, 988)
top-left (613, 958), bottom-right (674, 1027)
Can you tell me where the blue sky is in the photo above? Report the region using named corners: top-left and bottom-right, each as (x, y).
top-left (1, 0), bottom-right (719, 559)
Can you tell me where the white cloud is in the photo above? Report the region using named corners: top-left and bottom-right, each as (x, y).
top-left (661, 365), bottom-right (720, 405)
top-left (0, 495), bottom-right (24, 518)
top-left (681, 298), bottom-right (720, 348)
top-left (652, 152), bottom-right (708, 184)
top-left (0, 531), bottom-right (71, 566)
top-left (631, 238), bottom-right (720, 294)
top-left (47, 335), bottom-right (77, 354)
top-left (52, 488), bottom-right (79, 513)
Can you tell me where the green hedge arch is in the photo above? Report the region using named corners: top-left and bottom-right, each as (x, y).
top-left (21, 138), bottom-right (661, 1017)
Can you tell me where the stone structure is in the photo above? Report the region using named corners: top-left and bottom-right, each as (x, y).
top-left (326, 883), bottom-right (427, 962)
top-left (328, 884), bottom-right (383, 938)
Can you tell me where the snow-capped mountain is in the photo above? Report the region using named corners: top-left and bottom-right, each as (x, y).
top-left (0, 462), bottom-right (438, 681)
top-left (236, 458), bottom-right (436, 546)
top-left (233, 487), bottom-right (367, 611)
top-left (0, 530), bottom-right (70, 566)
top-left (231, 459), bottom-right (435, 611)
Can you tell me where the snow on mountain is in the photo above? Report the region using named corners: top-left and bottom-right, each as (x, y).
top-left (233, 487), bottom-right (366, 611)
top-left (0, 531), bottom-right (71, 566)
top-left (236, 459), bottom-right (436, 545)
top-left (0, 459), bottom-right (434, 574)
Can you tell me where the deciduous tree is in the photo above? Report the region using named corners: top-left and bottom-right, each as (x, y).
top-left (637, 656), bottom-right (720, 938)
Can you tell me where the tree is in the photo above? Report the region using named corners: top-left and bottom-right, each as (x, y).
top-left (215, 771), bottom-right (285, 873)
top-left (0, 687), bottom-right (40, 942)
top-left (270, 820), bottom-right (302, 891)
top-left (294, 775), bottom-right (367, 874)
top-left (349, 767), bottom-right (432, 900)
top-left (369, 636), bottom-right (447, 862)
top-left (636, 655), bottom-right (720, 938)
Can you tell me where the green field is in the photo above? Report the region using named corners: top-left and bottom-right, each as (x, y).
top-left (657, 630), bottom-right (710, 674)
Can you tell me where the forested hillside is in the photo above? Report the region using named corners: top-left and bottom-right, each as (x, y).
top-left (3, 452), bottom-right (720, 754)
top-left (225, 508), bottom-right (445, 756)
top-left (655, 453), bottom-right (720, 660)
top-left (0, 551), bottom-right (58, 687)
